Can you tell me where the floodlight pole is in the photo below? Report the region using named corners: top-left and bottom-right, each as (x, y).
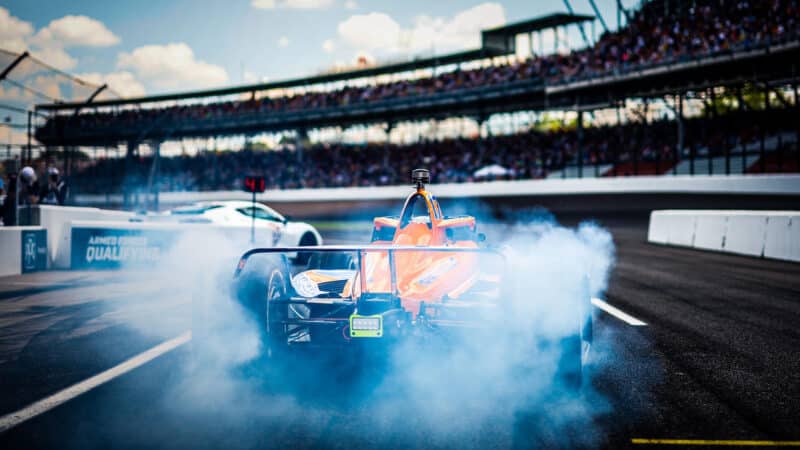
top-left (251, 190), bottom-right (256, 244)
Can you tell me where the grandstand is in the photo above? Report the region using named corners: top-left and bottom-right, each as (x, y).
top-left (23, 0), bottom-right (800, 206)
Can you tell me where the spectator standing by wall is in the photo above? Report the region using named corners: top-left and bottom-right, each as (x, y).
top-left (1, 171), bottom-right (17, 226)
top-left (39, 167), bottom-right (68, 205)
top-left (18, 166), bottom-right (39, 206)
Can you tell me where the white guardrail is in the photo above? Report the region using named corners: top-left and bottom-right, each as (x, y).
top-left (0, 227), bottom-right (48, 277)
top-left (34, 205), bottom-right (134, 269)
top-left (74, 174), bottom-right (800, 206)
top-left (648, 210), bottom-right (800, 262)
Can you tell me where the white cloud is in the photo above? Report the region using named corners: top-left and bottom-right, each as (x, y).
top-left (321, 39), bottom-right (335, 53)
top-left (29, 74), bottom-right (65, 100)
top-left (0, 7), bottom-right (34, 52)
top-left (117, 43), bottom-right (228, 90)
top-left (29, 46), bottom-right (77, 71)
top-left (336, 3), bottom-right (505, 55)
top-left (243, 70), bottom-right (258, 83)
top-left (278, 36), bottom-right (290, 48)
top-left (337, 13), bottom-right (401, 52)
top-left (344, 0), bottom-right (357, 10)
top-left (0, 9), bottom-right (117, 72)
top-left (0, 8), bottom-right (131, 102)
top-left (78, 71), bottom-right (146, 98)
top-left (32, 15), bottom-right (120, 48)
top-left (243, 71), bottom-right (269, 84)
top-left (251, 0), bottom-right (334, 10)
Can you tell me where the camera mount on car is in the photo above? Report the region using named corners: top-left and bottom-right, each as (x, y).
top-left (412, 169), bottom-right (430, 191)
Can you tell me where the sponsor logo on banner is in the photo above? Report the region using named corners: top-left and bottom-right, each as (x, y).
top-left (71, 228), bottom-right (179, 269)
top-left (20, 230), bottom-right (47, 273)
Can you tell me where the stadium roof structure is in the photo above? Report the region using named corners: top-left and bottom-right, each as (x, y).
top-left (37, 12), bottom-right (595, 112)
top-left (482, 12), bottom-right (595, 41)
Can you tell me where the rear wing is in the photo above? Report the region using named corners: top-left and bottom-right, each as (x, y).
top-left (235, 245), bottom-right (506, 296)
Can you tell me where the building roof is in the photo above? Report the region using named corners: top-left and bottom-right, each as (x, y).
top-left (482, 12), bottom-right (595, 40)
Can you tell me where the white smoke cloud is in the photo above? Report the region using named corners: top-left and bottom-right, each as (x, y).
top-left (84, 190), bottom-right (616, 449)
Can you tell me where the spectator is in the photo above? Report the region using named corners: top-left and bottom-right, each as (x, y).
top-left (63, 104), bottom-right (798, 194)
top-left (39, 167), bottom-right (68, 205)
top-left (1, 171), bottom-right (17, 226)
top-left (18, 166), bottom-right (39, 206)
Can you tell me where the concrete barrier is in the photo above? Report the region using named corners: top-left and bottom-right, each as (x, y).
top-left (18, 205), bottom-right (134, 268)
top-left (646, 211), bottom-right (671, 244)
top-left (763, 214), bottom-right (800, 262)
top-left (648, 210), bottom-right (698, 247)
top-left (723, 213), bottom-right (768, 257)
top-left (666, 212), bottom-right (697, 247)
top-left (693, 212), bottom-right (728, 251)
top-left (0, 227), bottom-right (48, 277)
top-left (648, 210), bottom-right (800, 262)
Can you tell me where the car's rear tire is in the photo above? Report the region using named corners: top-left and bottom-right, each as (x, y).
top-left (556, 287), bottom-right (593, 392)
top-left (264, 268), bottom-right (290, 359)
top-left (294, 233), bottom-right (317, 265)
top-left (557, 334), bottom-right (584, 391)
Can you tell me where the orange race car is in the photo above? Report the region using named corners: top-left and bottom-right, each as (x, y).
top-left (208, 169), bottom-right (591, 387)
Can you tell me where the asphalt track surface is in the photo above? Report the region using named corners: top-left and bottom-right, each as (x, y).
top-left (0, 221), bottom-right (798, 449)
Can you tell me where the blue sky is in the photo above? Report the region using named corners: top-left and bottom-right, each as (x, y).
top-left (1, 0), bottom-right (633, 98)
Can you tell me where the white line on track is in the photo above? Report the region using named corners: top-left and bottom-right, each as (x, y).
top-left (0, 331), bottom-right (191, 433)
top-left (591, 298), bottom-right (647, 327)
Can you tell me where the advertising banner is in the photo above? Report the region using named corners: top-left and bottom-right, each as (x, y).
top-left (71, 227), bottom-right (179, 269)
top-left (21, 229), bottom-right (48, 273)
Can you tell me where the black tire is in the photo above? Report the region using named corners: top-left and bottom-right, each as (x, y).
top-left (264, 268), bottom-right (290, 359)
top-left (294, 233), bottom-right (317, 265)
top-left (557, 334), bottom-right (584, 391)
top-left (557, 292), bottom-right (593, 392)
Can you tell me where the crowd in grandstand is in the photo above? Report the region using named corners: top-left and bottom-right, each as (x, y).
top-left (68, 107), bottom-right (798, 194)
top-left (52, 0), bottom-right (798, 131)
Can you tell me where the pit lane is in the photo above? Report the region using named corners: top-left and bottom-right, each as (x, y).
top-left (0, 220), bottom-right (798, 449)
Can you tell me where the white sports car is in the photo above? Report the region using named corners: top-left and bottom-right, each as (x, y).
top-left (133, 201), bottom-right (322, 261)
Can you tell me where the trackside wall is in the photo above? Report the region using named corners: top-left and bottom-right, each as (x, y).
top-left (647, 210), bottom-right (800, 262)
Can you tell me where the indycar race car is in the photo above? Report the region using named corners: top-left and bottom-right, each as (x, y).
top-left (199, 169), bottom-right (592, 389)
